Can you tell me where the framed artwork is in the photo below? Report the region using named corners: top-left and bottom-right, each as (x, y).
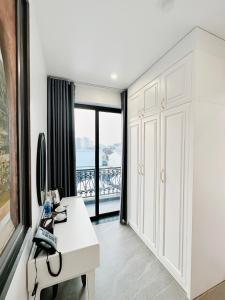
top-left (0, 0), bottom-right (18, 254)
top-left (0, 0), bottom-right (30, 297)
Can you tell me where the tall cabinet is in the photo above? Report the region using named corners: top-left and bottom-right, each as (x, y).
top-left (128, 28), bottom-right (225, 299)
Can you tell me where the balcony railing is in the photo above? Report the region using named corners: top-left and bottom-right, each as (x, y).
top-left (76, 167), bottom-right (121, 198)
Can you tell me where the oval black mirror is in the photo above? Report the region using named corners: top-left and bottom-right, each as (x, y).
top-left (36, 133), bottom-right (46, 206)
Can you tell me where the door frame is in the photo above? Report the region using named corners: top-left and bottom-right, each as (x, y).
top-left (74, 103), bottom-right (122, 221)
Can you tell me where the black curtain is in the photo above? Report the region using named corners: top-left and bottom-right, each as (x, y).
top-left (120, 90), bottom-right (128, 224)
top-left (47, 77), bottom-right (76, 197)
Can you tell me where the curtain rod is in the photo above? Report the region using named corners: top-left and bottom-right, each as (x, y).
top-left (47, 75), bottom-right (74, 83)
top-left (75, 80), bottom-right (123, 91)
top-left (48, 75), bottom-right (128, 93)
top-left (48, 76), bottom-right (124, 91)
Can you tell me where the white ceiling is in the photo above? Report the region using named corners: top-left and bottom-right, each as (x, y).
top-left (34, 0), bottom-right (225, 89)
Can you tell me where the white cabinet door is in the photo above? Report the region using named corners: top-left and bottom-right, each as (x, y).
top-left (128, 120), bottom-right (141, 233)
top-left (140, 114), bottom-right (160, 255)
top-left (144, 78), bottom-right (160, 116)
top-left (161, 55), bottom-right (192, 110)
top-left (159, 104), bottom-right (190, 285)
top-left (128, 91), bottom-right (144, 122)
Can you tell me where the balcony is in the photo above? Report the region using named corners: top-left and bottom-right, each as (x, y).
top-left (76, 166), bottom-right (121, 216)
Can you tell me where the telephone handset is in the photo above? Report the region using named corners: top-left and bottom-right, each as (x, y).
top-left (33, 227), bottom-right (57, 254)
top-left (33, 227), bottom-right (62, 277)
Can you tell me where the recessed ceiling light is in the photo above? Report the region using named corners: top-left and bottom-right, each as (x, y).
top-left (111, 73), bottom-right (118, 80)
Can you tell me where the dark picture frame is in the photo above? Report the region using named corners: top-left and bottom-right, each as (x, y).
top-left (36, 133), bottom-right (46, 206)
top-left (0, 0), bottom-right (30, 298)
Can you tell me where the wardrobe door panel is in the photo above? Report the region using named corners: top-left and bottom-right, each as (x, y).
top-left (160, 104), bottom-right (190, 284)
top-left (144, 78), bottom-right (160, 115)
top-left (128, 120), bottom-right (141, 232)
top-left (128, 91), bottom-right (144, 122)
top-left (141, 114), bottom-right (159, 254)
top-left (162, 55), bottom-right (192, 109)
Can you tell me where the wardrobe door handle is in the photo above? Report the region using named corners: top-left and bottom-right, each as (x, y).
top-left (137, 164), bottom-right (141, 175)
top-left (138, 111), bottom-right (141, 119)
top-left (141, 164), bottom-right (144, 175)
top-left (161, 98), bottom-right (166, 110)
top-left (160, 169), bottom-right (166, 183)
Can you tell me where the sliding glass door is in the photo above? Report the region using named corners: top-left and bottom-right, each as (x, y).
top-left (74, 105), bottom-right (122, 220)
top-left (99, 112), bottom-right (122, 215)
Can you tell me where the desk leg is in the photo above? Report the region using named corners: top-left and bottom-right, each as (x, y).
top-left (81, 274), bottom-right (86, 287)
top-left (53, 284), bottom-right (58, 298)
top-left (28, 288), bottom-right (41, 300)
top-left (87, 271), bottom-right (95, 300)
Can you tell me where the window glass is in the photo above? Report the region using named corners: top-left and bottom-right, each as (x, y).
top-left (99, 112), bottom-right (122, 214)
top-left (75, 108), bottom-right (96, 217)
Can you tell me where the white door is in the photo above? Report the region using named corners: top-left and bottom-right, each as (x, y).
top-left (159, 104), bottom-right (190, 285)
top-left (141, 114), bottom-right (160, 255)
top-left (128, 120), bottom-right (141, 233)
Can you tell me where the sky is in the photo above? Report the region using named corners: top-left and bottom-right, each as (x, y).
top-left (74, 108), bottom-right (122, 146)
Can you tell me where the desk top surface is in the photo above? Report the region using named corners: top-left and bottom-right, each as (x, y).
top-left (54, 197), bottom-right (99, 253)
top-left (27, 197), bottom-right (100, 292)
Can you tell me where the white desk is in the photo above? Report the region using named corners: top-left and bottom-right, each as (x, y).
top-left (27, 197), bottom-right (100, 300)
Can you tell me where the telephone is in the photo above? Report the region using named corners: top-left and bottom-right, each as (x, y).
top-left (33, 227), bottom-right (57, 255)
top-left (33, 227), bottom-right (62, 277)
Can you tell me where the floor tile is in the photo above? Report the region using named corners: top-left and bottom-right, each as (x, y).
top-left (41, 220), bottom-right (187, 300)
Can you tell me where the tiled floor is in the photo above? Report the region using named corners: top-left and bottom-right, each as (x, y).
top-left (85, 197), bottom-right (120, 217)
top-left (41, 220), bottom-right (186, 299)
top-left (41, 220), bottom-right (225, 300)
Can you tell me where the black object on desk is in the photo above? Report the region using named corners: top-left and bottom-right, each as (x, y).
top-left (53, 209), bottom-right (67, 224)
top-left (40, 217), bottom-right (54, 233)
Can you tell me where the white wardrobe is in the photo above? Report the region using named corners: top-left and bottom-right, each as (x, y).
top-left (128, 27), bottom-right (225, 300)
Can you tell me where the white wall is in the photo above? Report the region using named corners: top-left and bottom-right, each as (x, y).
top-left (5, 0), bottom-right (47, 299)
top-left (75, 83), bottom-right (121, 108)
